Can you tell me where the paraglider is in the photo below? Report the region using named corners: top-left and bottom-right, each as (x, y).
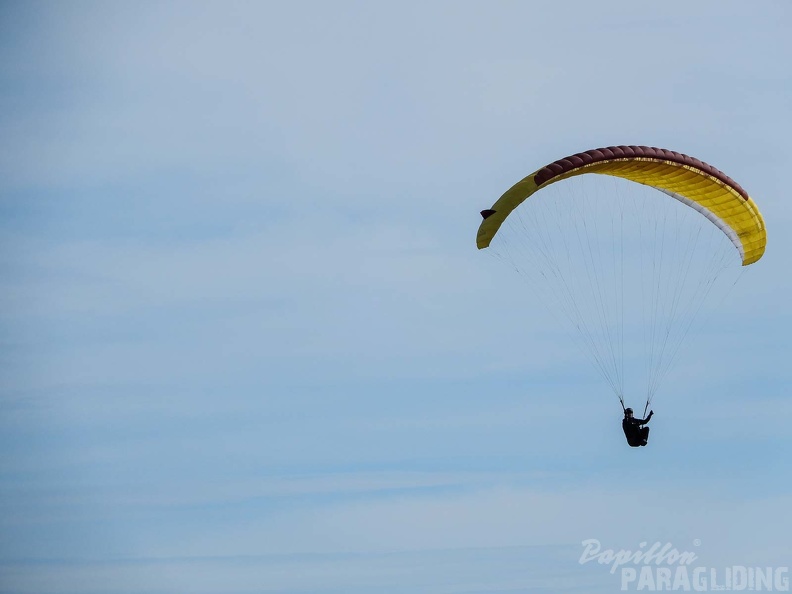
top-left (622, 408), bottom-right (653, 447)
top-left (477, 146), bottom-right (766, 445)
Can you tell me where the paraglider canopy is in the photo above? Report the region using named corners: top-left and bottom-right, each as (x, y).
top-left (477, 145), bottom-right (766, 265)
top-left (477, 145), bottom-right (766, 413)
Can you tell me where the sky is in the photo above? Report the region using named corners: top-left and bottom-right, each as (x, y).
top-left (1, 1), bottom-right (791, 592)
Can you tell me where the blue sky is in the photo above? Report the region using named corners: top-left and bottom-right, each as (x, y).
top-left (1, 1), bottom-right (791, 592)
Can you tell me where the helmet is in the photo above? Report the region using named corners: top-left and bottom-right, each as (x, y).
top-left (624, 408), bottom-right (634, 415)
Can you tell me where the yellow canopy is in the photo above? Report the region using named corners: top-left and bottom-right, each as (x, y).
top-left (477, 145), bottom-right (766, 265)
